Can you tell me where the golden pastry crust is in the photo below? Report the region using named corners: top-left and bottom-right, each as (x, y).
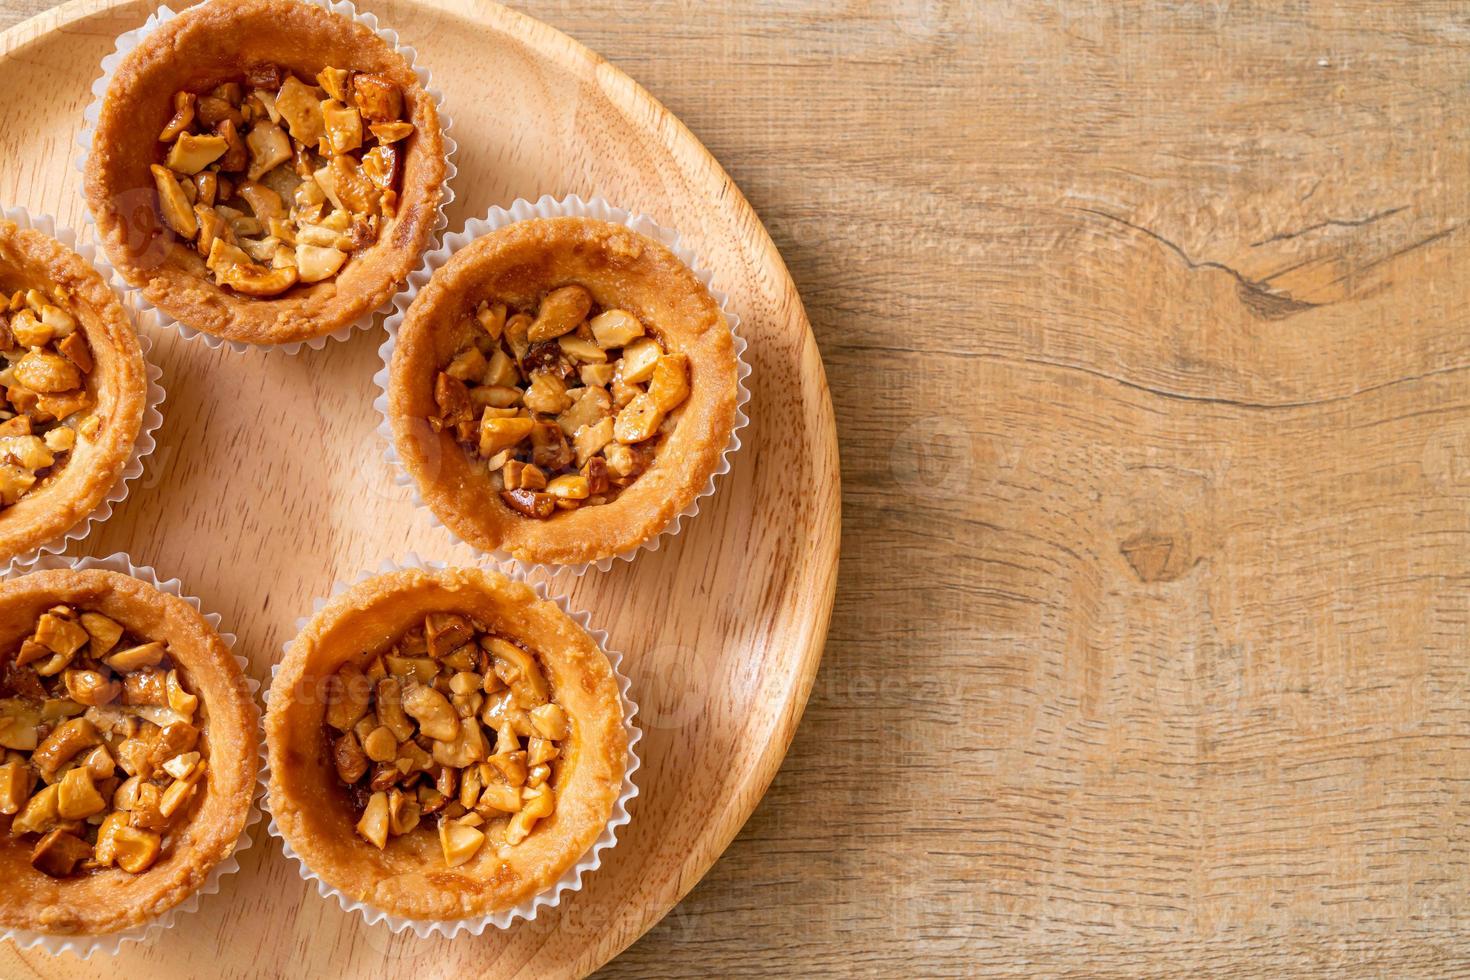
top-left (389, 218), bottom-right (739, 565)
top-left (0, 569), bottom-right (258, 936)
top-left (83, 0), bottom-right (447, 346)
top-left (266, 567), bottom-right (627, 920)
top-left (0, 222), bottom-right (146, 564)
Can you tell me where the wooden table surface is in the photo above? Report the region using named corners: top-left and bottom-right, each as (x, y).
top-left (5, 0), bottom-right (1470, 976)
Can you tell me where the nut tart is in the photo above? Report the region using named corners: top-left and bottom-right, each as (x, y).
top-left (84, 0), bottom-right (448, 346)
top-left (0, 568), bottom-right (258, 936)
top-left (266, 566), bottom-right (628, 920)
top-left (389, 217), bottom-right (740, 566)
top-left (0, 220), bottom-right (147, 564)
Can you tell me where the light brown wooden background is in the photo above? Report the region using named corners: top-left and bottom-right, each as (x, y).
top-left (5, 0), bottom-right (1470, 976)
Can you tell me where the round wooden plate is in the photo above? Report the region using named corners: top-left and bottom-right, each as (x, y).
top-left (0, 0), bottom-right (839, 975)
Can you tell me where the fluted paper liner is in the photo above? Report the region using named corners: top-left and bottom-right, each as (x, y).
top-left (0, 553), bottom-right (264, 958)
top-left (263, 553), bottom-right (642, 936)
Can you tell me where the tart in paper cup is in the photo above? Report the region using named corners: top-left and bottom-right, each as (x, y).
top-left (77, 0), bottom-right (458, 353)
top-left (375, 194), bottom-right (752, 574)
top-left (0, 207), bottom-right (164, 572)
top-left (264, 555), bottom-right (640, 935)
top-left (0, 552), bottom-right (262, 958)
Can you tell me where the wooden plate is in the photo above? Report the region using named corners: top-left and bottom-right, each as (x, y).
top-left (0, 0), bottom-right (839, 975)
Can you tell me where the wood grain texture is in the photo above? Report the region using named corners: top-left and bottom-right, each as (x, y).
top-left (3, 0), bottom-right (1469, 977)
top-left (0, 0), bottom-right (837, 977)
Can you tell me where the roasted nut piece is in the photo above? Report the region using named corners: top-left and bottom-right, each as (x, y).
top-left (322, 100), bottom-right (364, 154)
top-left (374, 678), bottom-right (415, 742)
top-left (214, 257), bottom-right (299, 298)
top-left (369, 121), bottom-right (414, 143)
top-left (123, 667), bottom-right (168, 706)
top-left (93, 810), bottom-right (129, 866)
top-left (546, 474), bottom-right (589, 501)
top-left (523, 372), bottom-right (571, 415)
top-left (648, 353), bottom-right (691, 411)
top-left (614, 393), bottom-right (665, 445)
top-left (425, 613), bottom-right (474, 659)
top-left (324, 155), bottom-right (379, 213)
top-left (166, 133), bottom-right (229, 174)
top-left (477, 781), bottom-right (521, 814)
top-left (489, 749), bottom-right (528, 787)
top-left (500, 488), bottom-right (555, 519)
top-left (529, 703), bottom-right (570, 741)
top-left (30, 828), bottom-right (93, 877)
top-left (159, 91), bottom-right (197, 142)
top-left (275, 75), bottom-right (325, 144)
top-left (589, 309), bottom-right (645, 348)
top-left (367, 678), bottom-right (414, 740)
top-left (437, 818), bottom-right (485, 867)
top-left (296, 244), bottom-right (347, 283)
top-left (431, 717), bottom-right (488, 768)
top-left (63, 668), bottom-right (120, 707)
top-left (325, 665), bottom-right (372, 731)
top-left (401, 684), bottom-right (459, 741)
top-left (487, 638), bottom-right (549, 707)
top-left (111, 826), bottom-right (162, 873)
top-left (387, 789), bottom-right (421, 836)
top-left (11, 782), bottom-right (59, 835)
top-left (352, 73), bottom-right (403, 122)
top-left (105, 641), bottom-right (165, 672)
top-left (479, 416), bottom-right (534, 458)
top-left (57, 766), bottom-right (106, 820)
top-left (130, 782), bottom-right (168, 831)
top-left (558, 334), bottom-right (607, 364)
top-left (216, 119), bottom-right (248, 172)
top-left (161, 751), bottom-right (200, 781)
top-left (80, 612), bottom-right (125, 658)
top-left (31, 717), bottom-right (97, 780)
top-left (557, 386), bottom-right (611, 437)
top-left (505, 783), bottom-right (555, 845)
top-left (197, 94), bottom-right (242, 128)
top-left (246, 120), bottom-right (292, 181)
top-left (433, 372), bottom-right (474, 431)
top-left (35, 611), bottom-right (88, 656)
top-left (527, 736), bottom-right (558, 766)
top-left (166, 669), bottom-right (199, 717)
top-left (362, 725), bottom-right (398, 763)
top-left (527, 285), bottom-right (593, 343)
top-left (357, 790), bottom-right (390, 848)
top-left (618, 337), bottom-right (663, 384)
top-left (158, 772), bottom-right (197, 819)
top-left (332, 731), bottom-right (369, 784)
top-left (148, 722), bottom-right (200, 767)
top-left (83, 744), bottom-right (116, 779)
top-left (361, 144), bottom-right (398, 190)
top-left (0, 759), bottom-right (31, 814)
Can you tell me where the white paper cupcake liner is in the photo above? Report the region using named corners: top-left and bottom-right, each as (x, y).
top-left (0, 207), bottom-right (166, 573)
top-left (263, 552), bottom-right (642, 936)
top-left (74, 0), bottom-right (460, 355)
top-left (0, 552), bottom-right (264, 958)
top-left (373, 194), bottom-right (753, 575)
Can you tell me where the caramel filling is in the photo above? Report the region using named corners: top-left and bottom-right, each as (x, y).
top-left (148, 62), bottom-right (414, 297)
top-left (0, 604), bottom-right (205, 878)
top-left (430, 285), bottom-right (691, 518)
top-left (0, 287), bottom-right (96, 508)
top-left (324, 612), bottom-right (568, 867)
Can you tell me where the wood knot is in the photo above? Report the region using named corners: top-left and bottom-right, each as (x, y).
top-left (1119, 532), bottom-right (1194, 583)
